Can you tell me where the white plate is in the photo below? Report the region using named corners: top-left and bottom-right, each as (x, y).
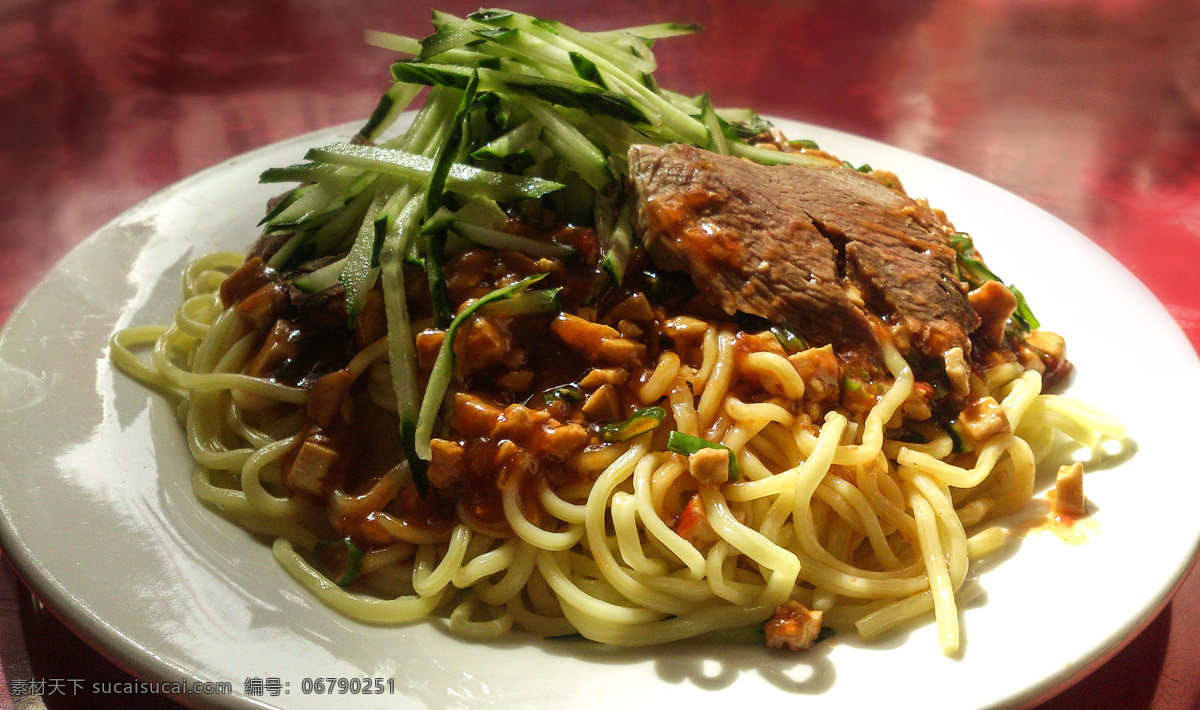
top-left (1, 118), bottom-right (1198, 710)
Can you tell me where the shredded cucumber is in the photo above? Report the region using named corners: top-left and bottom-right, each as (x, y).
top-left (305, 142), bottom-right (563, 201)
top-left (254, 9), bottom-right (868, 499)
top-left (414, 274), bottom-right (547, 461)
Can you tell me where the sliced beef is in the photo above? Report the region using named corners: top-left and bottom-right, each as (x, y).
top-left (626, 144), bottom-right (979, 357)
top-left (627, 144), bottom-right (876, 349)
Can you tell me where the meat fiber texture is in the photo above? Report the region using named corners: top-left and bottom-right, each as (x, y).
top-left (627, 144), bottom-right (979, 359)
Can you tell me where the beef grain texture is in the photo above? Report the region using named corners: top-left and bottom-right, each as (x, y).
top-left (627, 143), bottom-right (979, 357)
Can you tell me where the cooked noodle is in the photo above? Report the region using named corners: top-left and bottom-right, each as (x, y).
top-left (111, 253), bottom-right (1124, 652)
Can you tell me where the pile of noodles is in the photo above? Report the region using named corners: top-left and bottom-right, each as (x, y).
top-left (111, 250), bottom-right (1125, 653)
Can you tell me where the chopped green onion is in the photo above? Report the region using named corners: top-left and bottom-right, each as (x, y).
top-left (311, 536), bottom-right (363, 586)
top-left (541, 384), bottom-right (584, 406)
top-left (600, 406), bottom-right (667, 442)
top-left (666, 431), bottom-right (740, 481)
top-left (770, 325), bottom-right (808, 353)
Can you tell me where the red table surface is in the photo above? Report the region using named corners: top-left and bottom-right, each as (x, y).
top-left (2, 1), bottom-right (1199, 708)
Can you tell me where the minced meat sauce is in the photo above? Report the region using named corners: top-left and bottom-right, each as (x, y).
top-left (221, 211), bottom-right (1070, 546)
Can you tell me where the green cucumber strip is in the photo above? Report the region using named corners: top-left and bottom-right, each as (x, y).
top-left (426, 70), bottom-right (480, 216)
top-left (452, 196), bottom-right (507, 229)
top-left (465, 28), bottom-right (589, 85)
top-left (390, 61), bottom-right (648, 124)
top-left (569, 51), bottom-right (606, 87)
top-left (596, 197), bottom-right (634, 285)
top-left (364, 30), bottom-right (422, 55)
top-left (342, 183), bottom-right (411, 323)
top-left (729, 141), bottom-right (838, 168)
top-left (391, 85), bottom-right (459, 153)
top-left (1009, 285), bottom-right (1040, 331)
top-left (401, 418), bottom-right (429, 497)
top-left (419, 12), bottom-right (481, 59)
top-left (443, 232), bottom-right (471, 257)
top-left (266, 231), bottom-right (307, 270)
top-left (423, 219), bottom-right (453, 324)
top-left (473, 11), bottom-right (657, 76)
top-left (469, 25), bottom-right (596, 84)
top-left (600, 407), bottom-right (667, 443)
top-left (700, 93), bottom-right (730, 156)
top-left (550, 162), bottom-right (595, 226)
top-left (259, 162), bottom-right (334, 185)
top-left (607, 22), bottom-right (703, 39)
top-left (948, 232), bottom-right (1040, 331)
top-left (305, 181), bottom-right (377, 255)
top-left (420, 206), bottom-right (458, 330)
top-left (291, 257), bottom-right (346, 294)
top-left (592, 64), bottom-right (699, 142)
top-left (666, 431), bottom-right (741, 481)
top-left (450, 221), bottom-right (577, 260)
top-left (355, 82), bottom-right (423, 143)
top-left (419, 205), bottom-right (458, 236)
top-left (466, 9), bottom-right (513, 23)
top-left (305, 142), bottom-right (563, 201)
top-left (414, 274), bottom-right (548, 460)
top-left (468, 14), bottom-right (700, 141)
top-left (379, 194), bottom-right (428, 488)
top-left (478, 287), bottom-right (562, 317)
top-left (259, 186), bottom-right (305, 225)
top-left (522, 99), bottom-right (613, 190)
top-left (715, 107), bottom-right (774, 138)
top-left (424, 73), bottom-right (480, 329)
top-left (471, 119), bottom-right (542, 160)
top-left (262, 167), bottom-right (364, 227)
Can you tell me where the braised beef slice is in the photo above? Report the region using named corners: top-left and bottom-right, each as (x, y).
top-left (626, 144), bottom-right (979, 356)
top-left (627, 144), bottom-right (875, 349)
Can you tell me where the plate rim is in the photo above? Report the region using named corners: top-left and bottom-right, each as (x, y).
top-left (1, 116), bottom-right (1197, 710)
